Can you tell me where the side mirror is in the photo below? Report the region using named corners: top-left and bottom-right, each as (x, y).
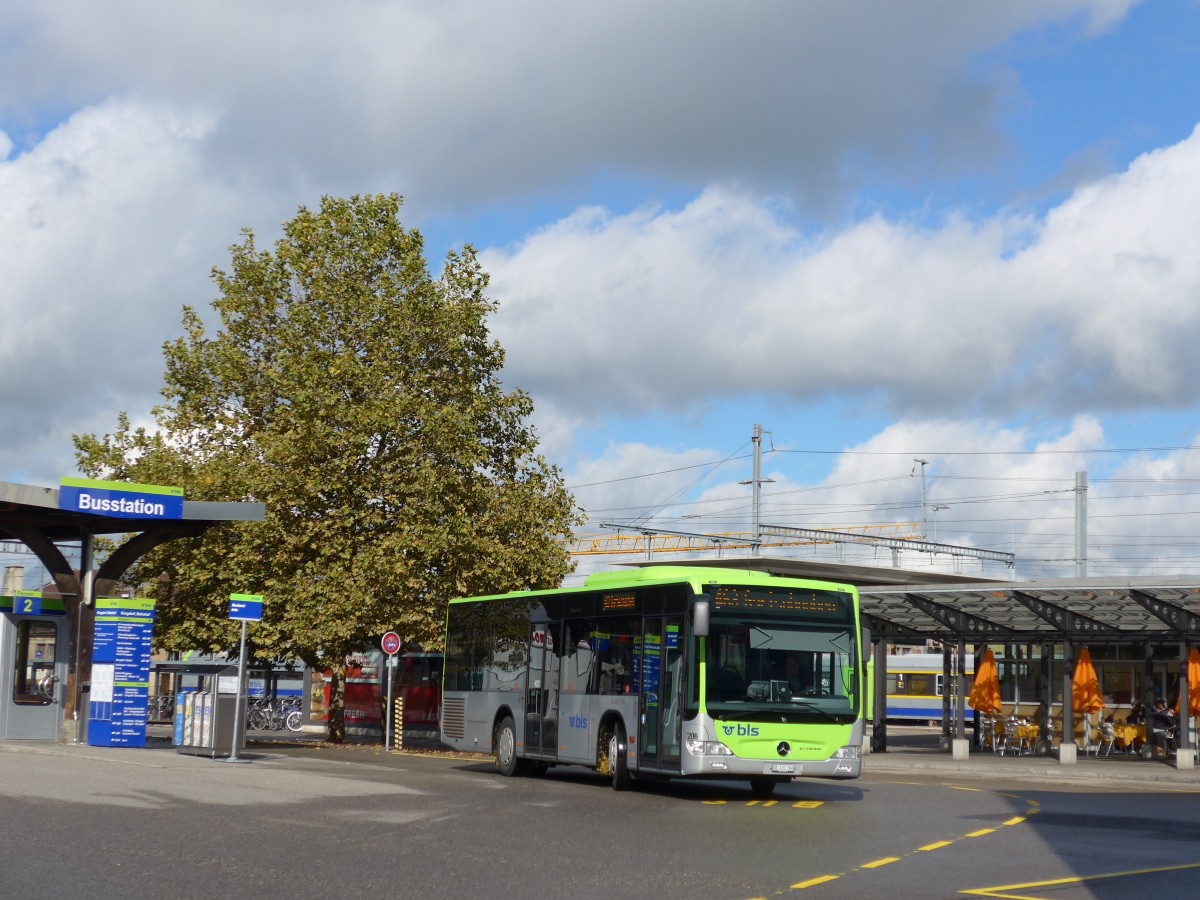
top-left (692, 596), bottom-right (710, 638)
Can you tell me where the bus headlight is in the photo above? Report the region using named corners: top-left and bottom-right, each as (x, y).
top-left (832, 745), bottom-right (861, 760)
top-left (686, 739), bottom-right (733, 756)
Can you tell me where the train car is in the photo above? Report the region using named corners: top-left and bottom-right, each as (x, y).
top-left (883, 652), bottom-right (975, 723)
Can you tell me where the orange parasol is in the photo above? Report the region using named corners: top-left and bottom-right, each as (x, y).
top-left (1179, 647), bottom-right (1200, 717)
top-left (967, 648), bottom-right (1003, 714)
top-left (1072, 647), bottom-right (1104, 751)
top-left (1072, 647), bottom-right (1104, 714)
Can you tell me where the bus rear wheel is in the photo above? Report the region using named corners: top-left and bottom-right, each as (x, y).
top-left (607, 722), bottom-right (633, 791)
top-left (495, 715), bottom-right (527, 777)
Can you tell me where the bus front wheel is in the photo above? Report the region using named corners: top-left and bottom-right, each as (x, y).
top-left (495, 715), bottom-right (526, 777)
top-left (749, 777), bottom-right (780, 796)
top-left (607, 722), bottom-right (633, 791)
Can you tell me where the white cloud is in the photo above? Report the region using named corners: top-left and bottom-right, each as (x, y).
top-left (1013, 125), bottom-right (1200, 407)
top-left (0, 98), bottom-right (280, 483)
top-left (0, 1), bottom-right (1138, 209)
top-left (489, 124), bottom-right (1200, 425)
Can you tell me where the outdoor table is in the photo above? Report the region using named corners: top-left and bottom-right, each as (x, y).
top-left (998, 717), bottom-right (1038, 755)
top-left (1016, 721), bottom-right (1038, 754)
top-left (1111, 722), bottom-right (1144, 753)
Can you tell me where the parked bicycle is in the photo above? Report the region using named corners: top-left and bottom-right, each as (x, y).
top-left (246, 696), bottom-right (303, 732)
top-left (149, 692), bottom-right (175, 722)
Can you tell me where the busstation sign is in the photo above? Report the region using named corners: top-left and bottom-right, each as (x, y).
top-left (59, 476), bottom-right (184, 520)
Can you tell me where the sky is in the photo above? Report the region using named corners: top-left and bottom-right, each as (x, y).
top-left (3, 1), bottom-right (1200, 588)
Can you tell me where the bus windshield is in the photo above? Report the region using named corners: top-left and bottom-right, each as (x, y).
top-left (704, 618), bottom-right (859, 717)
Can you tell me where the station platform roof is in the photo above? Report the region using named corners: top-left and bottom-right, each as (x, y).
top-left (633, 556), bottom-right (1200, 644)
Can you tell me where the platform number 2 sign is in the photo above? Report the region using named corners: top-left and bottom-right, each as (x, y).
top-left (14, 592), bottom-right (42, 615)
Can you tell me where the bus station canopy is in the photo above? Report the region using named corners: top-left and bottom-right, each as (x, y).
top-left (633, 557), bottom-right (1200, 645)
top-left (0, 479), bottom-right (264, 542)
top-left (859, 577), bottom-right (1200, 644)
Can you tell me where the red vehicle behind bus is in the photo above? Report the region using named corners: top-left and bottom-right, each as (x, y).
top-left (312, 651), bottom-right (443, 735)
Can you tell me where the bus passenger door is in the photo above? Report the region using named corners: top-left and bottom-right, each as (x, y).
top-left (638, 616), bottom-right (683, 771)
top-left (524, 623), bottom-right (559, 761)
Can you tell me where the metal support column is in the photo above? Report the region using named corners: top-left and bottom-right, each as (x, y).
top-left (1038, 641), bottom-right (1054, 755)
top-left (1142, 642), bottom-right (1157, 759)
top-left (940, 646), bottom-right (952, 751)
top-left (1062, 639), bottom-right (1074, 754)
top-left (872, 638), bottom-right (888, 753)
top-left (956, 636), bottom-right (967, 741)
top-left (1179, 641), bottom-right (1191, 762)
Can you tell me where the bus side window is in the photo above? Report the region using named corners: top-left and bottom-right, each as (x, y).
top-left (596, 615), bottom-right (639, 695)
top-left (562, 620), bottom-right (595, 694)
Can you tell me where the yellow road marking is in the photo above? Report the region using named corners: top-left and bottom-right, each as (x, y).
top-left (862, 857), bottom-right (900, 868)
top-left (961, 860), bottom-right (1200, 898)
top-left (790, 875), bottom-right (839, 889)
top-left (770, 784), bottom-right (1038, 897)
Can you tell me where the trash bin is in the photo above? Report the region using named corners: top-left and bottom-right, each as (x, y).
top-left (176, 667), bottom-right (245, 758)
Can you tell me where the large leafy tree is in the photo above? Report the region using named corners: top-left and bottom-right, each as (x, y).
top-left (74, 194), bottom-right (581, 740)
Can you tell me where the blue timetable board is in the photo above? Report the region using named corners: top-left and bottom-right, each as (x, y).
top-left (88, 597), bottom-right (156, 748)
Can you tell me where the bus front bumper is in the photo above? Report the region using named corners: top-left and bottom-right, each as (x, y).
top-left (681, 746), bottom-right (862, 780)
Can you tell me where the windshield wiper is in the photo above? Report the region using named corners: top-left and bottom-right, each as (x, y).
top-left (786, 698), bottom-right (841, 723)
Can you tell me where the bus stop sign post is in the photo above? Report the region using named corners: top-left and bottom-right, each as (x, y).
top-left (382, 631), bottom-right (401, 750)
top-left (227, 594), bottom-right (264, 763)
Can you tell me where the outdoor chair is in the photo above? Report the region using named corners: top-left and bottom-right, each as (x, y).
top-left (1095, 720), bottom-right (1116, 757)
top-left (977, 714), bottom-right (996, 752)
top-left (1001, 718), bottom-right (1029, 756)
top-left (1046, 714), bottom-right (1062, 750)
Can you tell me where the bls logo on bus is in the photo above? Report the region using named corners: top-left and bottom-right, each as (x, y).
top-left (721, 724), bottom-right (759, 737)
top-left (568, 715), bottom-right (588, 729)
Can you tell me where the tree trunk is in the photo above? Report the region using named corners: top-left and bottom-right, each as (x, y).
top-left (327, 664), bottom-right (347, 743)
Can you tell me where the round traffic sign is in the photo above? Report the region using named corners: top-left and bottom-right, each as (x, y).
top-left (381, 631), bottom-right (401, 655)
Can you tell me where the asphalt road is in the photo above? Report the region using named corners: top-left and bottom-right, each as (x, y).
top-left (3, 741), bottom-right (1200, 899)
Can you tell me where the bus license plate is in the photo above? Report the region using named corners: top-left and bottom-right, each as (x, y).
top-left (767, 763), bottom-right (796, 774)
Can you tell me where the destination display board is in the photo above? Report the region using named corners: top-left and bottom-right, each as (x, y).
top-left (88, 597), bottom-right (156, 748)
top-left (711, 585), bottom-right (849, 618)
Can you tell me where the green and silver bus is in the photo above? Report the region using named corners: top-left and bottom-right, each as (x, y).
top-left (440, 566), bottom-right (864, 793)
